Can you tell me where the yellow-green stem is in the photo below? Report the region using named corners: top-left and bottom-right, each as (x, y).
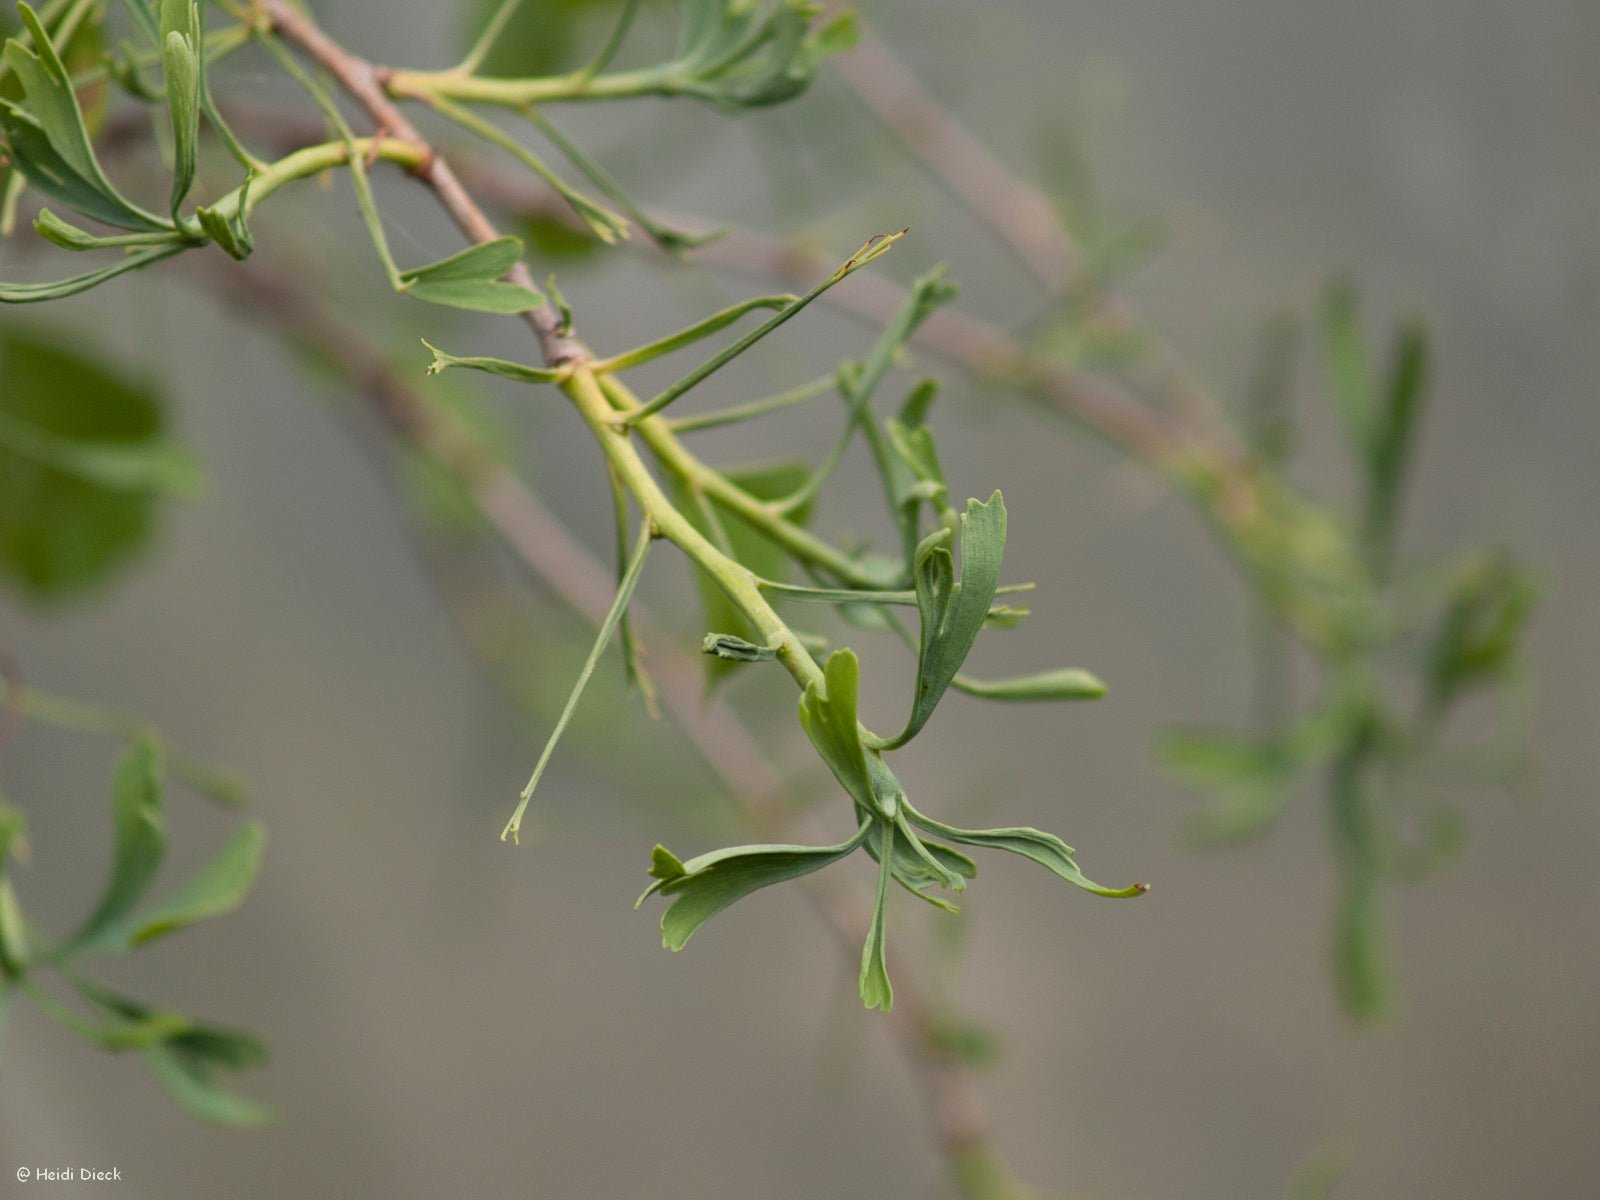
top-left (562, 368), bottom-right (826, 694)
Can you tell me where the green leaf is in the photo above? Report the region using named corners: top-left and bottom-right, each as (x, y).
top-left (502, 519), bottom-right (653, 844)
top-left (0, 5), bottom-right (168, 231)
top-left (71, 738), bottom-right (167, 951)
top-left (593, 293), bottom-right (798, 373)
top-left (0, 241), bottom-right (187, 304)
top-left (0, 878), bottom-right (28, 975)
top-left (32, 208), bottom-right (187, 251)
top-left (140, 1035), bottom-right (272, 1125)
top-left (126, 822), bottom-right (264, 946)
top-left (158, 0), bottom-right (200, 215)
top-left (400, 235), bottom-right (526, 286)
top-left (405, 278), bottom-right (547, 314)
top-left (670, 0), bottom-right (856, 110)
top-left (859, 818), bottom-right (894, 1011)
top-left (458, 0), bottom-right (615, 79)
top-left (640, 821), bottom-right (870, 951)
top-left (194, 193), bottom-right (254, 260)
top-left (1332, 871), bottom-right (1387, 1023)
top-left (906, 806), bottom-right (1146, 899)
top-left (620, 230), bottom-right (910, 426)
top-left (24, 979), bottom-right (191, 1049)
top-left (0, 410), bottom-right (202, 496)
top-left (1320, 280), bottom-right (1375, 456)
top-left (796, 649), bottom-right (876, 812)
top-left (81, 984), bottom-right (271, 1125)
top-left (0, 332), bottom-right (189, 599)
top-left (952, 668), bottom-right (1106, 702)
top-left (1364, 319), bottom-right (1428, 572)
top-left (1425, 553), bottom-right (1536, 708)
top-left (422, 340), bottom-right (563, 385)
top-left (887, 492), bottom-right (1007, 747)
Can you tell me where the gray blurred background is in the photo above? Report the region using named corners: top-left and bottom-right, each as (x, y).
top-left (2, 0), bottom-right (1596, 1196)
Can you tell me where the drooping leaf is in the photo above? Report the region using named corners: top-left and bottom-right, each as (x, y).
top-left (0, 242), bottom-right (187, 304)
top-left (640, 821), bottom-right (870, 951)
top-left (858, 818), bottom-right (894, 1011)
top-left (81, 983), bottom-right (270, 1125)
top-left (906, 806), bottom-right (1146, 899)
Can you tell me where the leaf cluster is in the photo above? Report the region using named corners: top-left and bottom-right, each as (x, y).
top-left (0, 737), bottom-right (267, 1124)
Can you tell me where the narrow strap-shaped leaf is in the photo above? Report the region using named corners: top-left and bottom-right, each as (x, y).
top-left (502, 518), bottom-right (653, 844)
top-left (608, 464), bottom-right (657, 716)
top-left (664, 372), bottom-right (834, 433)
top-left (951, 668), bottom-right (1106, 702)
top-left (0, 240), bottom-right (186, 302)
top-left (33, 208), bottom-right (188, 251)
top-left (1321, 280), bottom-right (1375, 455)
top-left (422, 340), bottom-right (563, 385)
top-left (159, 0), bottom-right (200, 215)
top-left (590, 293), bottom-right (798, 373)
top-left (858, 818), bottom-right (895, 1010)
top-left (759, 578), bottom-right (1032, 608)
top-left (1364, 320), bottom-right (1428, 577)
top-left (619, 229), bottom-right (909, 426)
top-left (905, 806), bottom-right (1146, 899)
